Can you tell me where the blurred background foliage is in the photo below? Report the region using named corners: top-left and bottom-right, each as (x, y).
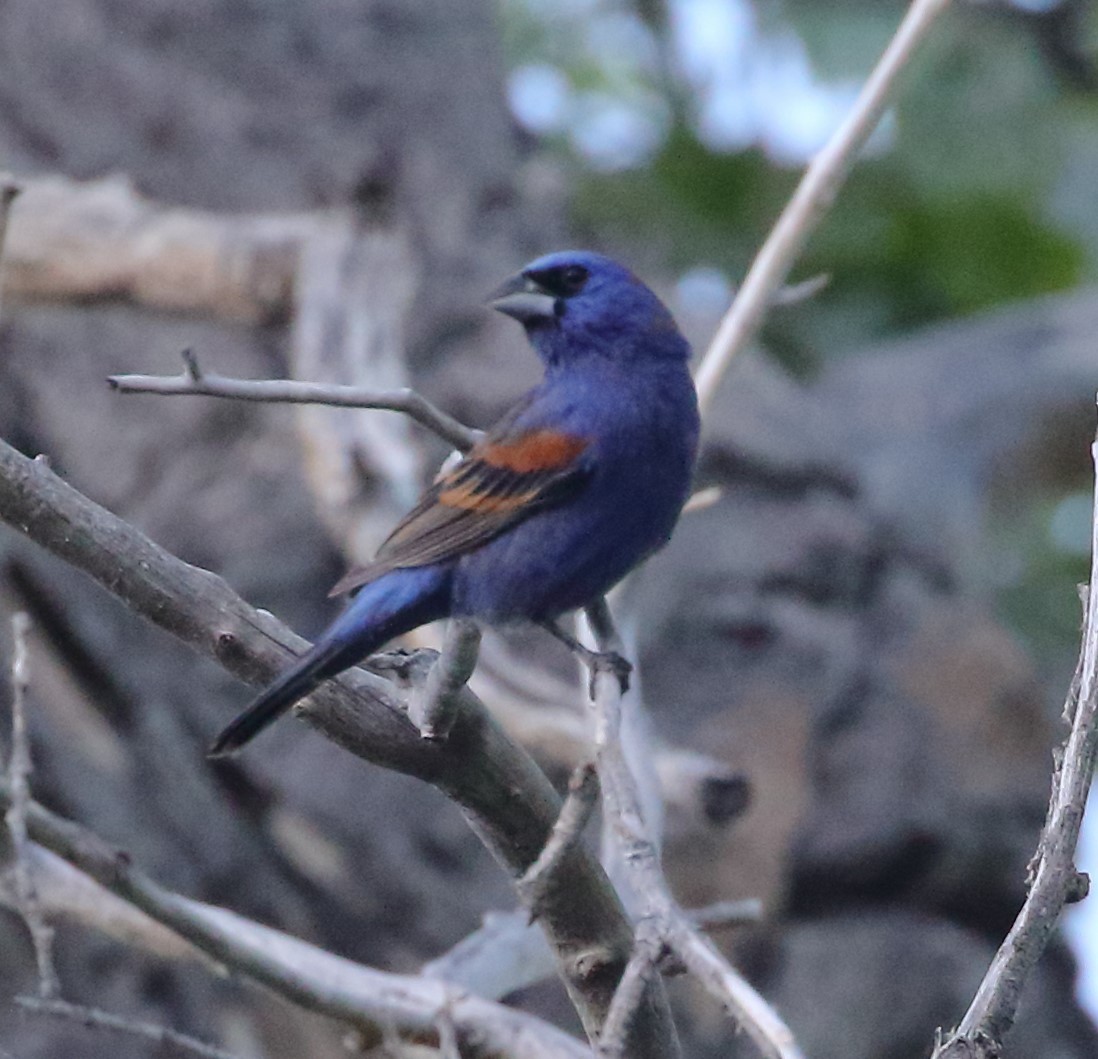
top-left (501, 0), bottom-right (1097, 373)
top-left (500, 0), bottom-right (1098, 652)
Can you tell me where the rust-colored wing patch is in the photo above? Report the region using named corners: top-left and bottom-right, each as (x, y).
top-left (329, 427), bottom-right (590, 596)
top-left (479, 430), bottom-right (588, 473)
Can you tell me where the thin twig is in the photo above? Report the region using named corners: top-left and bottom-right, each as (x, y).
top-left (596, 923), bottom-right (664, 1059)
top-left (693, 0), bottom-right (953, 412)
top-left (770, 273), bottom-right (830, 308)
top-left (15, 996), bottom-right (238, 1059)
top-left (517, 761), bottom-right (600, 921)
top-left (583, 600), bottom-right (804, 1059)
top-left (930, 418), bottom-right (1098, 1058)
top-left (108, 351), bottom-right (479, 453)
top-left (0, 173), bottom-right (23, 327)
top-left (4, 613), bottom-right (60, 998)
top-left (408, 620), bottom-right (482, 741)
top-left (0, 842), bottom-right (200, 963)
top-left (688, 898), bottom-right (764, 933)
top-left (682, 486), bottom-right (722, 515)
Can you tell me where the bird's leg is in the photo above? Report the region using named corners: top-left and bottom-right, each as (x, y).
top-left (538, 619), bottom-right (632, 699)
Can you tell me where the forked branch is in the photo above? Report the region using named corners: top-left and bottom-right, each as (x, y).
top-left (109, 349), bottom-right (478, 452)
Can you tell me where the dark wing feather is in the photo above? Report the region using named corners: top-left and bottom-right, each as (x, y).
top-left (329, 429), bottom-right (590, 597)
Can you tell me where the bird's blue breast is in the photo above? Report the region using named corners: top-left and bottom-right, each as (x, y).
top-left (449, 359), bottom-right (698, 621)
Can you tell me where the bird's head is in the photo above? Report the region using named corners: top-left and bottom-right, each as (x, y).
top-left (488, 251), bottom-right (689, 368)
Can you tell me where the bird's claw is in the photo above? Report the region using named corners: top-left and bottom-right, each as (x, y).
top-left (585, 650), bottom-right (632, 699)
top-left (536, 619), bottom-right (633, 698)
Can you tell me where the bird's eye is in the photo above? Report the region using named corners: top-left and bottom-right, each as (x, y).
top-left (559, 264), bottom-right (589, 294)
top-left (528, 264), bottom-right (590, 299)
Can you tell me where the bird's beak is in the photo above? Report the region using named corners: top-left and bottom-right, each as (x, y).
top-left (487, 273), bottom-right (558, 324)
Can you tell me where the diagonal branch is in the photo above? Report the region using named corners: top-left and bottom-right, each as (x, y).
top-left (930, 419), bottom-right (1098, 1058)
top-left (408, 619), bottom-right (483, 740)
top-left (0, 788), bottom-right (591, 1059)
top-left (517, 761), bottom-right (601, 920)
top-left (15, 996), bottom-right (239, 1059)
top-left (0, 435), bottom-right (674, 1058)
top-left (693, 0), bottom-right (954, 412)
top-left (583, 601), bottom-right (803, 1059)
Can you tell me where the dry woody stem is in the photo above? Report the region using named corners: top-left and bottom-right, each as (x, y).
top-left (109, 349), bottom-right (479, 453)
top-left (4, 612), bottom-right (61, 999)
top-left (518, 761), bottom-right (601, 921)
top-left (583, 601), bottom-right (804, 1059)
top-left (0, 779), bottom-right (591, 1059)
top-left (930, 423), bottom-right (1098, 1058)
top-left (692, 0), bottom-right (954, 412)
top-left (409, 618), bottom-right (483, 740)
top-left (14, 996), bottom-right (239, 1059)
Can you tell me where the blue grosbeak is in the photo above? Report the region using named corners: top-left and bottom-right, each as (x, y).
top-left (210, 251), bottom-right (699, 755)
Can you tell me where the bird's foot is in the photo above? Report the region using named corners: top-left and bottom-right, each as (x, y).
top-left (582, 648), bottom-right (632, 699)
top-left (539, 620), bottom-right (632, 698)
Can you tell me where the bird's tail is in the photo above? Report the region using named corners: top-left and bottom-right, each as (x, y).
top-left (207, 639), bottom-right (353, 757)
top-left (208, 565), bottom-right (451, 757)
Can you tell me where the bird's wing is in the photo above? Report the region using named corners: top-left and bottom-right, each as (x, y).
top-left (328, 426), bottom-right (591, 596)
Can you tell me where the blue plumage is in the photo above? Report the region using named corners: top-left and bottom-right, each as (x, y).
top-left (210, 251), bottom-right (699, 755)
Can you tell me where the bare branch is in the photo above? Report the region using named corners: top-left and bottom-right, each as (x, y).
top-left (4, 613), bottom-right (60, 998)
top-left (0, 842), bottom-right (200, 964)
top-left (0, 783), bottom-right (591, 1059)
top-left (436, 1006), bottom-right (462, 1059)
top-left (517, 762), bottom-right (600, 920)
top-left (688, 899), bottom-right (764, 933)
top-left (182, 348), bottom-right (203, 382)
top-left (108, 352), bottom-right (479, 453)
top-left (0, 172), bottom-right (23, 326)
top-left (0, 437), bottom-right (673, 1057)
top-left (596, 923), bottom-right (665, 1059)
top-left (408, 620), bottom-right (482, 740)
top-left (930, 419), bottom-right (1098, 1058)
top-left (770, 273), bottom-right (830, 308)
top-left (583, 601), bottom-right (803, 1059)
top-left (682, 486), bottom-right (722, 515)
top-left (15, 996), bottom-right (239, 1059)
top-left (693, 0), bottom-right (953, 412)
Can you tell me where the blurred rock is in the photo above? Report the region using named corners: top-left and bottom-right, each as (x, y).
top-left (1, 0), bottom-right (1097, 1056)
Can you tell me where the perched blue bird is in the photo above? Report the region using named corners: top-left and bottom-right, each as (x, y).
top-left (209, 251), bottom-right (699, 755)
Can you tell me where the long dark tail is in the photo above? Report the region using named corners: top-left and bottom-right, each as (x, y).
top-left (208, 564), bottom-right (452, 757)
top-left (208, 640), bottom-right (352, 757)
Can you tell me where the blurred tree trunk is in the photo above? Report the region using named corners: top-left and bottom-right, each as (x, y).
top-left (0, 3), bottom-right (561, 1056)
